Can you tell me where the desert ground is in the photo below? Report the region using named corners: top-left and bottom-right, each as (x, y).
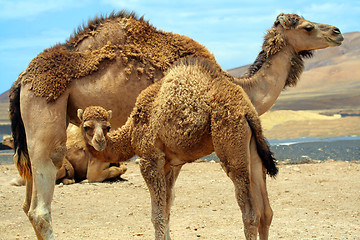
top-left (0, 110), bottom-right (359, 239)
top-left (1, 160), bottom-right (360, 240)
top-left (1, 30), bottom-right (359, 239)
top-left (260, 110), bottom-right (360, 139)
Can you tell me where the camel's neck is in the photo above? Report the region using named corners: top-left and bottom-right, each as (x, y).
top-left (233, 30), bottom-right (311, 115)
top-left (105, 122), bottom-right (135, 162)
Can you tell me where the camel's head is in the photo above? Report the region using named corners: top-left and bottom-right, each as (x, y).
top-left (2, 136), bottom-right (14, 149)
top-left (274, 13), bottom-right (344, 52)
top-left (77, 106), bottom-right (112, 152)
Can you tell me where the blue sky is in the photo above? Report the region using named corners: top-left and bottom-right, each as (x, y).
top-left (0, 0), bottom-right (359, 94)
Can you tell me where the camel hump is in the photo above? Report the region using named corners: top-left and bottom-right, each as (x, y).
top-left (245, 112), bottom-right (278, 177)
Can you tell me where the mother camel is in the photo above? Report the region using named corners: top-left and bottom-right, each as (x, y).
top-left (9, 11), bottom-right (343, 239)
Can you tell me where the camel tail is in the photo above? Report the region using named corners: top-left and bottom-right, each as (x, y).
top-left (9, 83), bottom-right (31, 181)
top-left (245, 113), bottom-right (278, 178)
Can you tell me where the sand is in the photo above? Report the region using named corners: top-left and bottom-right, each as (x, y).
top-left (1, 160), bottom-right (359, 240)
top-left (260, 110), bottom-right (360, 139)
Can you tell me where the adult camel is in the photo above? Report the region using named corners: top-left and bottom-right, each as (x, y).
top-left (9, 11), bottom-right (343, 239)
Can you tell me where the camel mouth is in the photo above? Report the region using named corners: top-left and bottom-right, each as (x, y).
top-left (327, 36), bottom-right (344, 46)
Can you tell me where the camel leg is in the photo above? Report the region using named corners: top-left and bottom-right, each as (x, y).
top-left (163, 164), bottom-right (182, 239)
top-left (86, 160), bottom-right (127, 182)
top-left (139, 154), bottom-right (168, 240)
top-left (26, 124), bottom-right (66, 240)
top-left (249, 137), bottom-right (273, 240)
top-left (211, 116), bottom-right (261, 239)
top-left (20, 87), bottom-right (68, 239)
top-left (56, 158), bottom-right (75, 185)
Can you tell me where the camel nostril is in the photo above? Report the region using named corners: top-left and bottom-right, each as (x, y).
top-left (333, 28), bottom-right (341, 35)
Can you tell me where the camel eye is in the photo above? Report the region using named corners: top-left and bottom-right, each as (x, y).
top-left (304, 25), bottom-right (314, 32)
top-left (83, 126), bottom-right (90, 132)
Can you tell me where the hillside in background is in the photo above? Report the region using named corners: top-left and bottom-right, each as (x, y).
top-left (228, 32), bottom-right (360, 112)
top-left (0, 91), bottom-right (9, 103)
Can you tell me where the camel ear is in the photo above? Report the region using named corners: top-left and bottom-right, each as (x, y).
top-left (107, 110), bottom-right (112, 120)
top-left (277, 15), bottom-right (291, 29)
top-left (77, 109), bottom-right (84, 121)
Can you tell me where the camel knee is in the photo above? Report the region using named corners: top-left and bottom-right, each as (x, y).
top-left (260, 206), bottom-right (273, 231)
top-left (116, 164), bottom-right (128, 175)
top-left (50, 144), bottom-right (67, 169)
top-left (258, 207), bottom-right (273, 240)
top-left (264, 207), bottom-right (273, 225)
top-left (27, 207), bottom-right (54, 239)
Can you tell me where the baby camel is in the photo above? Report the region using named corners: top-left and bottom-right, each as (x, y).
top-left (58, 110), bottom-right (127, 184)
top-left (87, 57), bottom-right (278, 240)
top-left (5, 122), bottom-right (127, 186)
top-left (2, 136), bottom-right (14, 149)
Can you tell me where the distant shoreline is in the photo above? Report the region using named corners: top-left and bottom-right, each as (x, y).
top-left (201, 136), bottom-right (360, 163)
top-left (1, 137), bottom-right (359, 165)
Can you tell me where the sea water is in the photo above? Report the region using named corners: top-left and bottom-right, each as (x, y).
top-left (268, 135), bottom-right (360, 146)
top-left (1, 136), bottom-right (359, 164)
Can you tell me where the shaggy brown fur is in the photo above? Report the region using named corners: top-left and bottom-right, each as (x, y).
top-left (87, 57), bottom-right (277, 239)
top-left (20, 43), bottom-right (117, 102)
top-left (15, 10), bottom-right (215, 102)
top-left (81, 106), bottom-right (112, 122)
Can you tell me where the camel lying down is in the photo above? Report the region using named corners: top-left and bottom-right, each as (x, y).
top-left (4, 125), bottom-right (127, 186)
top-left (83, 57), bottom-right (278, 239)
top-left (56, 122), bottom-right (127, 184)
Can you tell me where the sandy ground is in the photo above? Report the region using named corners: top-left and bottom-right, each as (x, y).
top-left (260, 110), bottom-right (360, 139)
top-left (1, 160), bottom-right (360, 240)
